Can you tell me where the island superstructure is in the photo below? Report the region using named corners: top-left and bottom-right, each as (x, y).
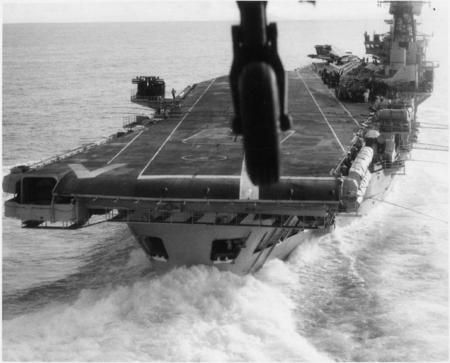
top-left (3, 1), bottom-right (435, 274)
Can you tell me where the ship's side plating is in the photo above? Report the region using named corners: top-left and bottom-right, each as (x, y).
top-left (128, 215), bottom-right (323, 274)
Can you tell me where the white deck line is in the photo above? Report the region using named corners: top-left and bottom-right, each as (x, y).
top-left (107, 130), bottom-right (145, 165)
top-left (280, 130), bottom-right (296, 144)
top-left (137, 175), bottom-right (335, 181)
top-left (139, 174), bottom-right (240, 180)
top-left (239, 157), bottom-right (259, 200)
top-left (296, 70), bottom-right (346, 154)
top-left (236, 130), bottom-right (295, 200)
top-left (281, 176), bottom-right (336, 181)
top-left (310, 70), bottom-right (361, 126)
top-left (137, 78), bottom-right (216, 179)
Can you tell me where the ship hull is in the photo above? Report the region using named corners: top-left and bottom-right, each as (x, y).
top-left (359, 167), bottom-right (396, 215)
top-left (127, 167), bottom-right (393, 274)
top-left (128, 218), bottom-right (328, 274)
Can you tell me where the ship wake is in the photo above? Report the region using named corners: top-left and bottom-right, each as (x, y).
top-left (3, 241), bottom-right (330, 362)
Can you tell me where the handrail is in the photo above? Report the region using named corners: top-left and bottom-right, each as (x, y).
top-left (73, 193), bottom-right (341, 206)
top-left (13, 136), bottom-right (115, 172)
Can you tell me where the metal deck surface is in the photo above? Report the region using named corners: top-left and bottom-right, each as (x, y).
top-left (21, 66), bottom-right (370, 201)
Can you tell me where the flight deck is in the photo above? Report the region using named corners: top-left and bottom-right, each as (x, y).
top-left (4, 67), bottom-right (369, 209)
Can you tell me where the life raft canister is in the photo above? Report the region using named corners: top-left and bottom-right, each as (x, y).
top-left (342, 146), bottom-right (374, 201)
top-left (348, 146), bottom-right (374, 183)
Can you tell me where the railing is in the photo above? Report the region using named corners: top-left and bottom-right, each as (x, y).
top-left (122, 114), bottom-right (153, 129)
top-left (52, 194), bottom-right (340, 230)
top-left (379, 124), bottom-right (411, 132)
top-left (131, 94), bottom-right (164, 102)
top-left (422, 60), bottom-right (440, 69)
top-left (11, 113), bottom-right (165, 173)
top-left (371, 158), bottom-right (406, 174)
top-left (131, 84), bottom-right (194, 104)
top-left (105, 208), bottom-right (335, 230)
top-left (11, 136), bottom-right (116, 172)
top-left (76, 194), bottom-right (340, 216)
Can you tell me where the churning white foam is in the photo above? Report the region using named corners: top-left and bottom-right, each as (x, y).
top-left (3, 261), bottom-right (330, 362)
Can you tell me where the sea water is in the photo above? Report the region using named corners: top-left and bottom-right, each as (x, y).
top-left (2, 16), bottom-right (448, 361)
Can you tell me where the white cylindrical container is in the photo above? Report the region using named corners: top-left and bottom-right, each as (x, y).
top-left (348, 146), bottom-right (374, 183)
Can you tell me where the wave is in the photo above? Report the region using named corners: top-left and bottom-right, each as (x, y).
top-left (3, 255), bottom-right (330, 362)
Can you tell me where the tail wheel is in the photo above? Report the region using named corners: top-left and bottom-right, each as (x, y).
top-left (238, 62), bottom-right (280, 186)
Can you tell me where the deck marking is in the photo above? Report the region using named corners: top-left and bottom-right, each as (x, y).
top-left (296, 70), bottom-right (346, 154)
top-left (239, 157), bottom-right (259, 200)
top-left (139, 129), bottom-right (296, 181)
top-left (107, 130), bottom-right (145, 165)
top-left (310, 70), bottom-right (360, 126)
top-left (238, 130), bottom-right (293, 198)
top-left (182, 127), bottom-right (241, 144)
top-left (280, 130), bottom-right (296, 144)
top-left (281, 176), bottom-right (336, 181)
top-left (69, 163), bottom-right (126, 179)
top-left (137, 78), bottom-right (216, 179)
top-left (138, 174), bottom-right (240, 180)
top-left (137, 175), bottom-right (334, 181)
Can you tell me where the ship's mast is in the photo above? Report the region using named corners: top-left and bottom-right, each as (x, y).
top-left (365, 1), bottom-right (435, 95)
top-left (386, 1), bottom-right (423, 83)
top-left (389, 0), bottom-right (423, 42)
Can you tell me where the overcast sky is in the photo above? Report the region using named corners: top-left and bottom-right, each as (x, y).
top-left (2, 0), bottom-right (447, 23)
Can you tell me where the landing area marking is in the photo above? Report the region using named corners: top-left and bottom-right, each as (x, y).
top-left (239, 157), bottom-right (259, 200)
top-left (137, 78), bottom-right (217, 179)
top-left (138, 128), bottom-right (296, 181)
top-left (69, 163), bottom-right (126, 179)
top-left (280, 130), bottom-right (296, 144)
top-left (296, 70), bottom-right (346, 154)
top-left (309, 70), bottom-right (360, 126)
top-left (182, 128), bottom-right (241, 145)
top-left (107, 130), bottom-right (145, 165)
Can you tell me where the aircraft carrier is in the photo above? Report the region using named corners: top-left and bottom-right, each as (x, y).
top-left (3, 1), bottom-right (436, 274)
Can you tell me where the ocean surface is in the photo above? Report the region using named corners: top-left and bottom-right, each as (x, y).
top-left (2, 17), bottom-right (448, 362)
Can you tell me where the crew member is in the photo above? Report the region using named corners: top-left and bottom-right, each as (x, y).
top-left (364, 31), bottom-right (369, 42)
top-left (363, 88), bottom-right (370, 103)
top-left (171, 88), bottom-right (176, 99)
